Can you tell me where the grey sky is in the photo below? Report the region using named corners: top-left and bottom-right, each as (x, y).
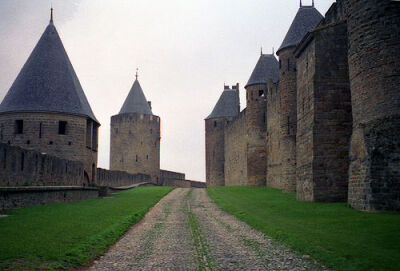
top-left (0, 0), bottom-right (335, 181)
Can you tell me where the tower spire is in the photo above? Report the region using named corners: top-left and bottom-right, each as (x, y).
top-left (312, 0), bottom-right (314, 7)
top-left (50, 6), bottom-right (53, 24)
top-left (300, 0), bottom-right (302, 7)
top-left (135, 68), bottom-right (138, 80)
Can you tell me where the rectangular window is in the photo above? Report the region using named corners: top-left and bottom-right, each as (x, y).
top-left (15, 120), bottom-right (23, 134)
top-left (58, 121), bottom-right (67, 135)
top-left (39, 123), bottom-right (42, 138)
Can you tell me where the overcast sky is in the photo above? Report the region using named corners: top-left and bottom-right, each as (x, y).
top-left (0, 0), bottom-right (335, 181)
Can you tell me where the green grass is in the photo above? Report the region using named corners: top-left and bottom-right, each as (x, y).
top-left (0, 186), bottom-right (173, 271)
top-left (207, 186), bottom-right (400, 271)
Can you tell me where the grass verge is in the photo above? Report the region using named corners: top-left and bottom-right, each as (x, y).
top-left (207, 186), bottom-right (400, 271)
top-left (0, 186), bottom-right (173, 270)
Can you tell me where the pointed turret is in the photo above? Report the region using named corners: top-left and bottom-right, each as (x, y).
top-left (0, 13), bottom-right (98, 123)
top-left (206, 86), bottom-right (239, 120)
top-left (277, 5), bottom-right (323, 54)
top-left (245, 54), bottom-right (279, 88)
top-left (119, 78), bottom-right (153, 115)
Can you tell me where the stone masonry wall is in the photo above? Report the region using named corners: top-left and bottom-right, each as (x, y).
top-left (0, 142), bottom-right (86, 187)
top-left (0, 112), bottom-right (98, 184)
top-left (246, 84), bottom-right (267, 186)
top-left (96, 168), bottom-right (150, 187)
top-left (296, 21), bottom-right (352, 202)
top-left (345, 0), bottom-right (400, 211)
top-left (224, 110), bottom-right (247, 186)
top-left (266, 80), bottom-right (282, 189)
top-left (277, 47), bottom-right (298, 193)
top-left (110, 113), bottom-right (160, 184)
top-left (0, 187), bottom-right (99, 211)
top-left (205, 118), bottom-right (230, 186)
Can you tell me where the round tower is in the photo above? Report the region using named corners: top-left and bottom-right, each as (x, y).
top-left (205, 85), bottom-right (239, 186)
top-left (110, 77), bottom-right (160, 184)
top-left (245, 53), bottom-right (279, 186)
top-left (346, 0), bottom-right (400, 211)
top-left (276, 4), bottom-right (323, 193)
top-left (0, 12), bottom-right (99, 185)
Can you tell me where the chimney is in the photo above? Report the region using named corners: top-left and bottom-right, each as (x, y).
top-left (234, 83), bottom-right (240, 113)
top-left (148, 101), bottom-right (152, 110)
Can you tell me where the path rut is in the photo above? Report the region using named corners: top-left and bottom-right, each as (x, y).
top-left (85, 188), bottom-right (326, 271)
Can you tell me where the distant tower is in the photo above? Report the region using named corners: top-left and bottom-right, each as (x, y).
top-left (205, 85), bottom-right (239, 186)
top-left (0, 10), bottom-right (100, 185)
top-left (346, 0), bottom-right (400, 211)
top-left (276, 4), bottom-right (323, 192)
top-left (110, 74), bottom-right (160, 184)
top-left (245, 53), bottom-right (279, 186)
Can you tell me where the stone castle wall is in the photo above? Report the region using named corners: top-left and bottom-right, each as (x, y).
top-left (110, 113), bottom-right (160, 184)
top-left (295, 21), bottom-right (352, 202)
top-left (205, 118), bottom-right (229, 186)
top-left (266, 80), bottom-right (282, 189)
top-left (345, 0), bottom-right (400, 211)
top-left (96, 168), bottom-right (150, 187)
top-left (0, 112), bottom-right (98, 184)
top-left (277, 48), bottom-right (298, 193)
top-left (0, 142), bottom-right (86, 187)
top-left (246, 84), bottom-right (267, 186)
top-left (224, 110), bottom-right (247, 186)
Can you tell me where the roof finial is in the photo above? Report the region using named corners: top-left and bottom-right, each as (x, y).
top-left (260, 47), bottom-right (263, 56)
top-left (312, 0), bottom-right (314, 7)
top-left (135, 68), bottom-right (138, 80)
top-left (272, 47), bottom-right (274, 55)
top-left (300, 0), bottom-right (302, 7)
top-left (50, 5), bottom-right (54, 24)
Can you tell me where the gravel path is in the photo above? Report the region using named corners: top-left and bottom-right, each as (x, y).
top-left (85, 188), bottom-right (327, 271)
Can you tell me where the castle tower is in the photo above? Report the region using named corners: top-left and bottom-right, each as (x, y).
top-left (345, 0), bottom-right (400, 211)
top-left (205, 85), bottom-right (239, 186)
top-left (0, 10), bottom-right (99, 185)
top-left (245, 53), bottom-right (279, 186)
top-left (276, 4), bottom-right (322, 192)
top-left (110, 75), bottom-right (160, 184)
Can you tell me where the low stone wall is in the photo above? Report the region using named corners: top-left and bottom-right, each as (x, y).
top-left (0, 186), bottom-right (99, 211)
top-left (187, 180), bottom-right (206, 188)
top-left (0, 143), bottom-right (86, 187)
top-left (160, 169), bottom-right (206, 188)
top-left (96, 168), bottom-right (151, 188)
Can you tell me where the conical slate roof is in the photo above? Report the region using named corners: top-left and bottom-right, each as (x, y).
top-left (0, 19), bottom-right (98, 123)
top-left (206, 88), bottom-right (239, 120)
top-left (277, 5), bottom-right (323, 54)
top-left (119, 79), bottom-right (153, 115)
top-left (245, 54), bottom-right (279, 88)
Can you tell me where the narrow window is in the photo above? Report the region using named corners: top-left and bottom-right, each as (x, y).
top-left (136, 155), bottom-right (138, 162)
top-left (39, 122), bottom-right (42, 138)
top-left (279, 60), bottom-right (282, 69)
top-left (150, 129), bottom-right (153, 134)
top-left (58, 121), bottom-right (67, 135)
top-left (146, 155), bottom-right (148, 160)
top-left (0, 124), bottom-right (3, 140)
top-left (15, 120), bottom-right (23, 134)
top-left (214, 121), bottom-right (217, 127)
top-left (21, 153), bottom-right (24, 171)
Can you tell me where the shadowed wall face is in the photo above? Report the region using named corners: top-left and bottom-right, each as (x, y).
top-left (295, 20), bottom-right (352, 202)
top-left (205, 118), bottom-right (227, 186)
top-left (246, 83), bottom-right (267, 186)
top-left (266, 81), bottom-right (282, 189)
top-left (110, 113), bottom-right (160, 184)
top-left (345, 0), bottom-right (400, 211)
top-left (277, 47), bottom-right (297, 193)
